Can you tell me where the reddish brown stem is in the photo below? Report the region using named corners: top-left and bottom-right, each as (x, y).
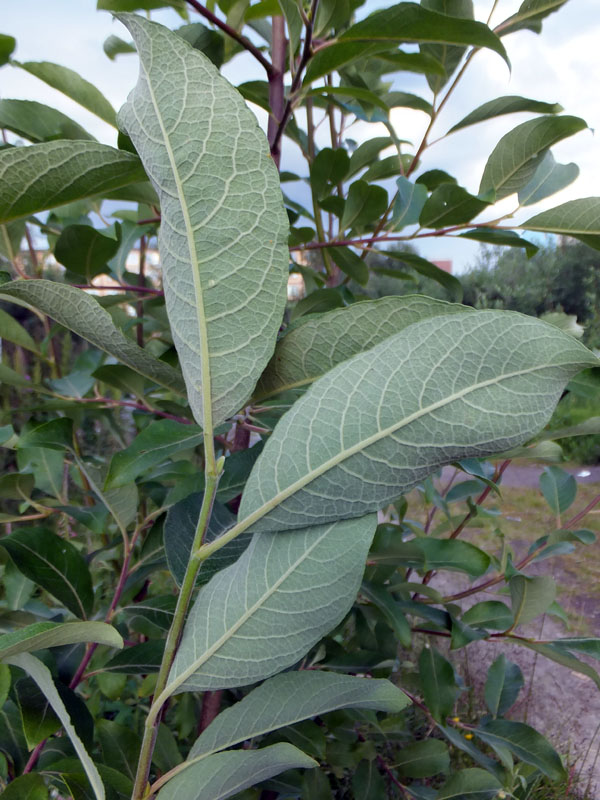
top-left (268, 16), bottom-right (287, 168)
top-left (199, 690), bottom-right (223, 733)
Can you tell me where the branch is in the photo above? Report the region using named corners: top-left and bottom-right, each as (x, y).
top-left (185, 0), bottom-right (273, 75)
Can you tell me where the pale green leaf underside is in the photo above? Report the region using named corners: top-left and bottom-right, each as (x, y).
top-left (0, 621), bottom-right (123, 660)
top-left (239, 311), bottom-right (597, 534)
top-left (0, 141), bottom-right (145, 223)
top-left (6, 653), bottom-right (106, 800)
top-left (0, 280), bottom-right (185, 395)
top-left (255, 295), bottom-right (472, 401)
top-left (189, 671), bottom-right (410, 762)
top-left (156, 744), bottom-right (316, 800)
top-left (167, 515), bottom-right (376, 695)
top-left (521, 197), bottom-right (600, 235)
top-left (118, 14), bottom-right (288, 428)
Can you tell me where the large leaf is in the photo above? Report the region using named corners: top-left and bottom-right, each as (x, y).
top-left (156, 744), bottom-right (316, 800)
top-left (0, 280), bottom-right (185, 394)
top-left (187, 671), bottom-right (409, 764)
top-left (520, 198), bottom-right (600, 250)
top-left (15, 60), bottom-right (117, 125)
top-left (166, 515), bottom-right (376, 695)
top-left (479, 115), bottom-right (587, 200)
top-left (0, 142), bottom-right (145, 223)
top-left (1, 527), bottom-right (94, 619)
top-left (0, 99), bottom-right (94, 143)
top-left (5, 653), bottom-right (106, 800)
top-left (0, 621), bottom-right (122, 660)
top-left (475, 719), bottom-right (565, 781)
top-left (118, 14), bottom-right (288, 428)
top-left (449, 96), bottom-right (562, 133)
top-left (255, 296), bottom-right (471, 401)
top-left (238, 311), bottom-right (597, 535)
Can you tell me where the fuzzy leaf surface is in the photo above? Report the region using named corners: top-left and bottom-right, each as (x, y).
top-left (118, 14), bottom-right (288, 428)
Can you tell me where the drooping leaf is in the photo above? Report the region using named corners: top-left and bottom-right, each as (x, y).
top-left (436, 768), bottom-right (502, 799)
top-left (156, 744), bottom-right (316, 800)
top-left (539, 465), bottom-right (576, 514)
top-left (255, 295), bottom-right (471, 401)
top-left (458, 227), bottom-right (538, 257)
top-left (188, 671), bottom-right (409, 763)
top-left (419, 645), bottom-right (459, 722)
top-left (0, 99), bottom-right (94, 143)
top-left (370, 538), bottom-right (490, 577)
top-left (166, 515), bottom-right (376, 695)
top-left (118, 14), bottom-right (288, 429)
top-left (520, 198), bottom-right (600, 250)
top-left (512, 639), bottom-right (600, 689)
top-left (479, 115), bottom-right (587, 201)
top-left (0, 621), bottom-right (123, 660)
top-left (0, 281), bottom-right (185, 393)
top-left (395, 739), bottom-right (450, 778)
top-left (105, 420), bottom-right (203, 489)
top-left (0, 142), bottom-right (145, 223)
top-left (449, 95), bottom-right (562, 133)
top-left (1, 528), bottom-right (94, 619)
top-left (5, 653), bottom-right (106, 800)
top-left (475, 719), bottom-right (565, 781)
top-left (277, 0), bottom-right (303, 56)
top-left (15, 60), bottom-right (116, 125)
top-left (419, 184), bottom-right (491, 228)
top-left (484, 654), bottom-right (524, 717)
top-left (420, 0), bottom-right (474, 93)
top-left (517, 150), bottom-right (578, 206)
top-left (240, 312), bottom-right (596, 535)
top-left (509, 574), bottom-right (556, 627)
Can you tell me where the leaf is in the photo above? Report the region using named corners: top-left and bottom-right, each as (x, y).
top-left (449, 96), bottom-right (563, 133)
top-left (15, 676), bottom-right (61, 748)
top-left (330, 247), bottom-right (369, 286)
top-left (392, 176), bottom-right (428, 229)
top-left (105, 420), bottom-right (203, 489)
top-left (0, 33), bottom-right (16, 67)
top-left (0, 142), bottom-right (145, 223)
top-left (1, 527), bottom-right (94, 619)
top-left (458, 227), bottom-right (538, 257)
top-left (0, 307), bottom-right (38, 353)
top-left (304, 42), bottom-right (391, 84)
top-left (1, 774), bottom-right (48, 800)
top-left (176, 23), bottom-right (225, 68)
top-left (475, 719), bottom-right (565, 781)
top-left (118, 14), bottom-right (288, 429)
top-left (15, 60), bottom-right (116, 125)
top-left (0, 621), bottom-right (122, 660)
top-left (188, 670), bottom-right (409, 765)
top-left (395, 739), bottom-right (450, 778)
top-left (512, 639), bottom-right (600, 689)
top-left (18, 417), bottom-right (74, 451)
top-left (0, 99), bottom-right (94, 143)
top-left (54, 225), bottom-right (120, 279)
top-left (277, 0), bottom-right (303, 56)
top-left (479, 115), bottom-right (587, 200)
top-left (0, 280), bottom-right (185, 394)
top-left (383, 251), bottom-right (464, 301)
top-left (419, 646), bottom-right (459, 722)
top-left (462, 601), bottom-right (513, 631)
top-left (5, 653), bottom-right (106, 800)
top-left (97, 719), bottom-right (140, 782)
top-left (539, 465), bottom-right (576, 514)
top-left (156, 744), bottom-right (316, 800)
top-left (240, 311), bottom-right (596, 535)
top-left (509, 574), bottom-right (556, 627)
top-left (436, 768), bottom-right (502, 799)
top-left (420, 0), bottom-right (474, 93)
top-left (341, 181), bottom-right (388, 232)
top-left (370, 539), bottom-right (490, 578)
top-left (76, 459), bottom-right (138, 537)
top-left (165, 493), bottom-right (244, 586)
top-left (103, 640), bottom-right (164, 674)
top-left (311, 148), bottom-right (350, 200)
top-left (166, 515), bottom-right (376, 695)
top-left (122, 596), bottom-right (176, 637)
top-left (484, 654), bottom-right (524, 717)
top-left (520, 198), bottom-right (600, 250)
top-left (498, 0), bottom-right (569, 36)
top-left (103, 34), bottom-right (136, 59)
top-left (419, 184), bottom-right (490, 228)
top-left (361, 581), bottom-right (412, 647)
top-left (352, 759), bottom-right (386, 799)
top-left (255, 295), bottom-right (471, 401)
top-left (348, 137), bottom-right (393, 178)
top-left (517, 150), bottom-right (578, 206)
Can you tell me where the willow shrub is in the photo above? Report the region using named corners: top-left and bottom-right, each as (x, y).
top-left (1, 2), bottom-right (600, 799)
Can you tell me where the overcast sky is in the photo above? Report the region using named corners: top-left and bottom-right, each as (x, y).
top-left (2, 0), bottom-right (599, 272)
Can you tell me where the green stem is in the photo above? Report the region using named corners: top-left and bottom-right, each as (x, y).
top-left (131, 448), bottom-right (222, 800)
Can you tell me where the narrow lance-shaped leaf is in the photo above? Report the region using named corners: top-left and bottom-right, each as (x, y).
top-left (0, 99), bottom-right (95, 143)
top-left (255, 296), bottom-right (471, 401)
top-left (0, 621), bottom-right (123, 660)
top-left (156, 744), bottom-right (316, 800)
top-left (166, 515), bottom-right (376, 695)
top-left (498, 0), bottom-right (569, 36)
top-left (448, 96), bottom-right (563, 134)
top-left (419, 645), bottom-right (460, 722)
top-left (118, 14), bottom-right (288, 429)
top-left (479, 115), bottom-right (587, 200)
top-left (521, 198), bottom-right (600, 251)
top-left (0, 142), bottom-right (145, 223)
top-left (0, 280), bottom-right (185, 394)
top-left (239, 311), bottom-right (597, 535)
top-left (436, 768), bottom-right (502, 800)
top-left (475, 719), bottom-right (566, 781)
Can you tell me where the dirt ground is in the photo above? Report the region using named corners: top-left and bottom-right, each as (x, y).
top-left (433, 465), bottom-right (600, 794)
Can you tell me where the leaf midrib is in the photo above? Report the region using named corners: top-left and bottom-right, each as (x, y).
top-left (140, 54), bottom-right (213, 437)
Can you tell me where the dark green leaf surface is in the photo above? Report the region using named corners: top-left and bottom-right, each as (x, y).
top-left (0, 34), bottom-right (16, 67)
top-left (539, 465), bottom-right (576, 514)
top-left (509, 574), bottom-right (556, 627)
top-left (396, 739), bottom-right (450, 778)
top-left (459, 227), bottom-right (538, 257)
top-left (521, 198), bottom-right (600, 250)
top-left (436, 768), bottom-right (502, 799)
top-left (392, 176), bottom-right (428, 228)
top-left (0, 99), bottom-right (94, 143)
top-left (55, 225), bottom-right (120, 279)
top-left (419, 646), bottom-right (459, 722)
top-left (449, 95), bottom-right (562, 133)
top-left (462, 601), bottom-right (513, 630)
top-left (1, 774), bottom-right (48, 800)
top-left (475, 719), bottom-right (565, 781)
top-left (420, 0), bottom-right (474, 93)
top-left (517, 150), bottom-right (578, 206)
top-left (484, 654), bottom-right (524, 716)
top-left (419, 184), bottom-right (490, 228)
